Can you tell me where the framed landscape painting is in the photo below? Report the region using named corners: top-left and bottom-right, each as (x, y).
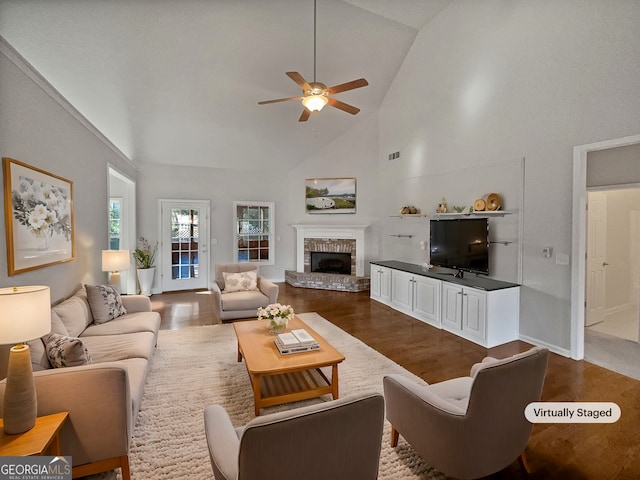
top-left (305, 177), bottom-right (356, 214)
top-left (3, 158), bottom-right (75, 275)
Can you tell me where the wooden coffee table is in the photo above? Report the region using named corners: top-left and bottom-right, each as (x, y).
top-left (233, 316), bottom-right (345, 415)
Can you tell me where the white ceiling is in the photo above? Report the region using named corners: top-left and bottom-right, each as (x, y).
top-left (0, 0), bottom-right (451, 171)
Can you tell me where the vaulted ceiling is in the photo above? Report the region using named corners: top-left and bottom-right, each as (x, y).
top-left (0, 0), bottom-right (451, 171)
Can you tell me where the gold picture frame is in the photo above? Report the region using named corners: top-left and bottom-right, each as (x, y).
top-left (3, 158), bottom-right (75, 275)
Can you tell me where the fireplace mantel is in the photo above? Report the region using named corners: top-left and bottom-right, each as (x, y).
top-left (291, 224), bottom-right (368, 277)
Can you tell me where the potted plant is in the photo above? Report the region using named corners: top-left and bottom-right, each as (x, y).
top-left (132, 237), bottom-right (157, 296)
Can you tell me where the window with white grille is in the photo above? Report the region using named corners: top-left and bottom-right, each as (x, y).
top-left (233, 201), bottom-right (274, 265)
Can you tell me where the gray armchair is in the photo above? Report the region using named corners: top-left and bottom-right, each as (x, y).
top-left (384, 346), bottom-right (549, 479)
top-left (204, 392), bottom-right (385, 480)
top-left (210, 263), bottom-right (278, 321)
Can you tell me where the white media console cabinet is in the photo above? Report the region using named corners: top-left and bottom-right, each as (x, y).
top-left (370, 260), bottom-right (520, 348)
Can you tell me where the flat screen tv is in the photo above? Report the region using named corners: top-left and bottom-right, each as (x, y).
top-left (429, 218), bottom-right (489, 276)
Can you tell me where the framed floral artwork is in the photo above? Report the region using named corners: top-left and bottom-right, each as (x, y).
top-left (305, 177), bottom-right (356, 214)
top-left (3, 158), bottom-right (74, 275)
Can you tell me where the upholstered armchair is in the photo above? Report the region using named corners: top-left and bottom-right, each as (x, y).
top-left (204, 392), bottom-right (385, 480)
top-left (384, 346), bottom-right (549, 479)
top-left (210, 263), bottom-right (278, 321)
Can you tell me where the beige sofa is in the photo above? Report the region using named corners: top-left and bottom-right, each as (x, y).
top-left (0, 286), bottom-right (160, 480)
top-left (211, 263), bottom-right (279, 321)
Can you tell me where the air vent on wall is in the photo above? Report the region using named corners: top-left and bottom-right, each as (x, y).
top-left (388, 151), bottom-right (400, 161)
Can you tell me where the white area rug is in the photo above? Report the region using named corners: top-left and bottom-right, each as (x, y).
top-left (87, 313), bottom-right (445, 479)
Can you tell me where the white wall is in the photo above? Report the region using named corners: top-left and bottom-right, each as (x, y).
top-left (588, 143), bottom-right (640, 187)
top-left (136, 112), bottom-right (381, 285)
top-left (376, 0), bottom-right (640, 353)
top-left (0, 40), bottom-right (137, 303)
top-left (287, 113), bottom-right (380, 273)
top-left (136, 162), bottom-right (292, 286)
top-left (377, 159), bottom-right (523, 283)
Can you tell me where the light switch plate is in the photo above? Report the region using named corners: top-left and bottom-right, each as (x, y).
top-left (556, 253), bottom-right (570, 265)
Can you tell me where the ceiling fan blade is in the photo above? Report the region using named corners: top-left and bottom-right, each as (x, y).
top-left (326, 78), bottom-right (368, 95)
top-left (299, 109), bottom-right (311, 122)
top-left (258, 96), bottom-right (303, 105)
top-left (327, 97), bottom-right (360, 115)
top-left (286, 72), bottom-right (311, 92)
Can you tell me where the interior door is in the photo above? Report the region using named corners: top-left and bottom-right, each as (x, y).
top-left (586, 191), bottom-right (607, 326)
top-left (160, 200), bottom-right (210, 292)
top-left (631, 209), bottom-right (640, 341)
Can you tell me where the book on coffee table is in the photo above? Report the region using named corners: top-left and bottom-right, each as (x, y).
top-left (291, 329), bottom-right (317, 345)
top-left (275, 329), bottom-right (319, 355)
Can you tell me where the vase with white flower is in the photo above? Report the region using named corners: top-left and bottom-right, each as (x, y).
top-left (11, 176), bottom-right (72, 251)
top-left (257, 303), bottom-right (295, 335)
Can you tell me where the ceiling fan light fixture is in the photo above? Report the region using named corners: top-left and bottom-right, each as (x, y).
top-left (302, 94), bottom-right (328, 112)
top-left (257, 0), bottom-right (368, 121)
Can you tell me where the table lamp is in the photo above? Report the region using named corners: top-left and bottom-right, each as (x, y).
top-left (0, 285), bottom-right (51, 434)
top-left (102, 250), bottom-right (130, 293)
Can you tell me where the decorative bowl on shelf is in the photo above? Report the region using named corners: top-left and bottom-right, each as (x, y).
top-left (486, 193), bottom-right (501, 211)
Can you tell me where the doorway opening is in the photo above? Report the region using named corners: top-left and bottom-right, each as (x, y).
top-left (585, 188), bottom-right (640, 342)
top-left (108, 166), bottom-right (136, 294)
top-left (571, 133), bottom-right (640, 361)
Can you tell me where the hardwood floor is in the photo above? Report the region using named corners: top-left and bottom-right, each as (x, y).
top-left (151, 284), bottom-right (640, 479)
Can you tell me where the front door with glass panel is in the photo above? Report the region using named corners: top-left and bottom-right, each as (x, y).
top-left (161, 200), bottom-right (209, 291)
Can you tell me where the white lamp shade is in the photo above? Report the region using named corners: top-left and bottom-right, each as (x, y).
top-left (102, 249), bottom-right (131, 272)
top-left (0, 286), bottom-right (51, 345)
top-left (302, 94), bottom-right (328, 112)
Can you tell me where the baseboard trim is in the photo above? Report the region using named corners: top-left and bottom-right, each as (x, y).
top-left (605, 303), bottom-right (634, 317)
top-left (519, 334), bottom-right (571, 358)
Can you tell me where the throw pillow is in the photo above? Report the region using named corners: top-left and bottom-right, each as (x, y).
top-left (44, 333), bottom-right (92, 368)
top-left (222, 270), bottom-right (258, 293)
top-left (85, 284), bottom-right (128, 324)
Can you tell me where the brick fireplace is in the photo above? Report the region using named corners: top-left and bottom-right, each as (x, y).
top-left (285, 224), bottom-right (370, 292)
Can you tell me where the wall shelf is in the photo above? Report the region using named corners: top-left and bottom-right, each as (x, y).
top-left (432, 211), bottom-right (512, 219)
top-left (389, 234), bottom-right (413, 238)
top-left (391, 211), bottom-right (512, 219)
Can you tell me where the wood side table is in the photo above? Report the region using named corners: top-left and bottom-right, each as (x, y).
top-left (0, 411), bottom-right (69, 456)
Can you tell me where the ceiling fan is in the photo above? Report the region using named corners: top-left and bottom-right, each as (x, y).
top-left (258, 0), bottom-right (368, 122)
